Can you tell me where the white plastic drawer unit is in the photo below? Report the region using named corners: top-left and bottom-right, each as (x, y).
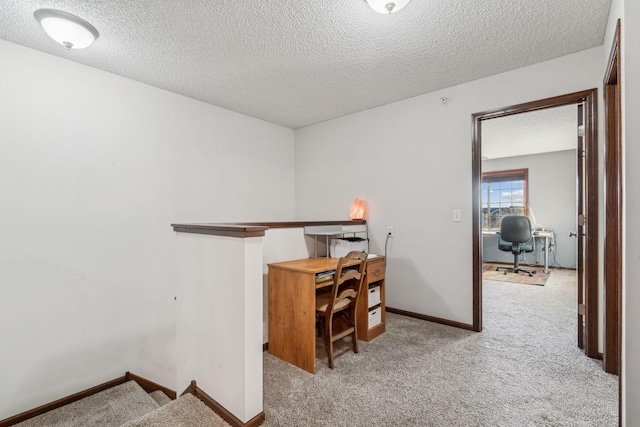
top-left (368, 307), bottom-right (382, 328)
top-left (368, 285), bottom-right (381, 308)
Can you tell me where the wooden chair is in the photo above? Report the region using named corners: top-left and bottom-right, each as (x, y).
top-left (315, 250), bottom-right (367, 369)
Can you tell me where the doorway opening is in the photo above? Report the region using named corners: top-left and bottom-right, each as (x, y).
top-left (471, 90), bottom-right (599, 358)
top-left (480, 106), bottom-right (578, 276)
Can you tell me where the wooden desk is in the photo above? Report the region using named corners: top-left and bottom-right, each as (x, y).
top-left (268, 256), bottom-right (385, 373)
top-left (483, 230), bottom-right (554, 273)
top-left (532, 230), bottom-right (554, 273)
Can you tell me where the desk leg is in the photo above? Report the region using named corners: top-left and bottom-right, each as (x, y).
top-left (544, 236), bottom-right (549, 273)
top-left (326, 235), bottom-right (329, 258)
top-left (268, 268), bottom-right (316, 374)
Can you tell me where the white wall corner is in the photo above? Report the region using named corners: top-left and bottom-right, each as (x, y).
top-left (175, 233), bottom-right (264, 423)
top-left (243, 237), bottom-right (264, 422)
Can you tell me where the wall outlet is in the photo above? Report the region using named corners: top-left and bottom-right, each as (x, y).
top-left (452, 209), bottom-right (462, 222)
top-left (387, 226), bottom-right (394, 236)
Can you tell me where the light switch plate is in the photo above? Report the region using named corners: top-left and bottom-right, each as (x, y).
top-left (452, 209), bottom-right (462, 222)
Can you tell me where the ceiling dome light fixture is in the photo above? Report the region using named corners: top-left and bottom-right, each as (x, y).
top-left (364, 0), bottom-right (411, 14)
top-left (34, 9), bottom-right (99, 50)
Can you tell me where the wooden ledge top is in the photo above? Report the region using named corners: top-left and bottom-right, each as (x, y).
top-left (171, 223), bottom-right (269, 238)
top-left (233, 220), bottom-right (366, 229)
top-left (171, 220), bottom-right (366, 238)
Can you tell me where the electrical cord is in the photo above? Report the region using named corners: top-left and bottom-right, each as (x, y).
top-left (384, 231), bottom-right (392, 267)
top-left (365, 221), bottom-right (371, 254)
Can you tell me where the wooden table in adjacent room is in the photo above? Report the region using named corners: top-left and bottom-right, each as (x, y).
top-left (267, 256), bottom-right (386, 373)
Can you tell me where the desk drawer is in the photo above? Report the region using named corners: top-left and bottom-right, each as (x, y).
top-left (366, 258), bottom-right (385, 284)
top-left (368, 307), bottom-right (382, 328)
top-left (368, 285), bottom-right (381, 308)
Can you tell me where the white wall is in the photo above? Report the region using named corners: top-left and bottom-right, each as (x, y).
top-left (612, 0), bottom-right (640, 424)
top-left (0, 40), bottom-right (295, 419)
top-left (295, 46), bottom-right (604, 326)
top-left (482, 150), bottom-right (577, 268)
top-left (602, 0), bottom-right (639, 424)
top-left (176, 234), bottom-right (263, 423)
top-left (624, 14), bottom-right (640, 427)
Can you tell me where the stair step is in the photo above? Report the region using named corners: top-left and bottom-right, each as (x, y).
top-left (15, 381), bottom-right (159, 427)
top-left (148, 390), bottom-right (172, 407)
top-left (122, 393), bottom-right (230, 427)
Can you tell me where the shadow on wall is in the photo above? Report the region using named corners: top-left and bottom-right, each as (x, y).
top-left (385, 257), bottom-right (456, 320)
top-left (1, 330), bottom-right (142, 420)
top-left (262, 273), bottom-right (269, 345)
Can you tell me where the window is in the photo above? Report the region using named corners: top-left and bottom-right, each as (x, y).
top-left (482, 168), bottom-right (528, 230)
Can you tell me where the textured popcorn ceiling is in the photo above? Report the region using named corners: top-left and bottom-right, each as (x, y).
top-left (0, 0), bottom-right (612, 129)
top-left (483, 105), bottom-right (578, 160)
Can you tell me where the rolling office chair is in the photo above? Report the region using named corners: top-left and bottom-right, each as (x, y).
top-left (496, 215), bottom-right (537, 277)
top-left (315, 251), bottom-right (367, 369)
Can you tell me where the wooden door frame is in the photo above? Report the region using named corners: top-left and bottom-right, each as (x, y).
top-left (471, 89), bottom-right (600, 359)
top-left (577, 103), bottom-right (586, 350)
top-left (603, 19), bottom-right (622, 376)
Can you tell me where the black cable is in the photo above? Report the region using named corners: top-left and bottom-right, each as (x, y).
top-left (384, 232), bottom-right (391, 267)
top-left (365, 221), bottom-right (371, 254)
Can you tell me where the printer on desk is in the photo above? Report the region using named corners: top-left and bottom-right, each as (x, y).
top-left (330, 237), bottom-right (368, 258)
top-left (304, 224), bottom-right (369, 258)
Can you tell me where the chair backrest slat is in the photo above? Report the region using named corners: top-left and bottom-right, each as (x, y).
top-left (336, 269), bottom-right (361, 285)
top-left (316, 250), bottom-right (368, 369)
top-left (325, 251), bottom-right (367, 315)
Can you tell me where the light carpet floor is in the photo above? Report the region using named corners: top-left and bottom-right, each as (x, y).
top-left (262, 269), bottom-right (618, 426)
top-left (121, 393), bottom-right (230, 427)
top-left (15, 381), bottom-right (159, 427)
top-left (148, 390), bottom-right (173, 407)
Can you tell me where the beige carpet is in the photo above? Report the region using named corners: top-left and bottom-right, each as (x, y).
top-left (13, 382), bottom-right (231, 427)
top-left (482, 262), bottom-right (549, 285)
top-left (148, 390), bottom-right (172, 407)
top-left (15, 381), bottom-right (159, 427)
top-left (122, 394), bottom-right (230, 427)
top-left (262, 269), bottom-right (617, 426)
